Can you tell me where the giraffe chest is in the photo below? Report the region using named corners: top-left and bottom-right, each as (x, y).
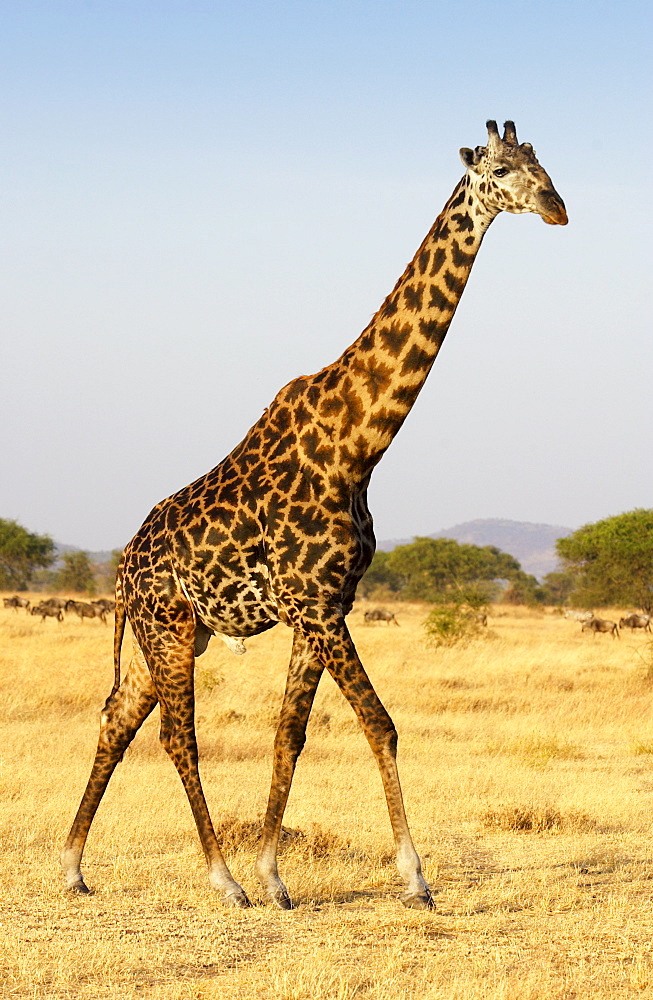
top-left (169, 502), bottom-right (374, 635)
top-left (160, 450), bottom-right (376, 635)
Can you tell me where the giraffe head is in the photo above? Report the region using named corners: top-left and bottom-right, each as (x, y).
top-left (460, 120), bottom-right (567, 225)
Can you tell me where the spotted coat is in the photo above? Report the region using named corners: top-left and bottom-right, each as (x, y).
top-left (62, 121), bottom-right (567, 912)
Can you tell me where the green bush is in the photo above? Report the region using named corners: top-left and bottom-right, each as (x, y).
top-left (424, 600), bottom-right (488, 648)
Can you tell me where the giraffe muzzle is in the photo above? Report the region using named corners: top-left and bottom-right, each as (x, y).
top-left (538, 189), bottom-right (568, 226)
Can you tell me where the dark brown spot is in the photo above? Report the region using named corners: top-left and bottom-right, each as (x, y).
top-left (428, 284), bottom-right (453, 313)
top-left (392, 382), bottom-right (423, 408)
top-left (377, 321), bottom-right (412, 357)
top-left (449, 187), bottom-right (466, 209)
top-left (443, 270), bottom-right (465, 297)
top-left (431, 221), bottom-right (450, 242)
top-left (429, 247), bottom-right (447, 276)
top-left (400, 343), bottom-right (433, 376)
top-left (380, 295), bottom-right (399, 318)
top-left (368, 406), bottom-right (404, 435)
top-left (339, 380), bottom-right (365, 437)
top-left (293, 401), bottom-right (312, 428)
top-left (351, 356), bottom-right (393, 403)
top-left (451, 239), bottom-right (475, 268)
top-left (451, 212), bottom-right (474, 233)
top-left (300, 429), bottom-right (335, 469)
top-left (418, 317), bottom-right (446, 345)
top-left (320, 394), bottom-right (343, 418)
top-left (403, 282), bottom-right (424, 312)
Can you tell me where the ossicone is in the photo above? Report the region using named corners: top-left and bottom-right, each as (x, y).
top-left (502, 120), bottom-right (518, 144)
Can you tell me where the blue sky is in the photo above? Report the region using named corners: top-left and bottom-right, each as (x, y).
top-left (1, 1), bottom-right (651, 551)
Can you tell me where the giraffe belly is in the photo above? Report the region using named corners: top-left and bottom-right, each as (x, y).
top-left (178, 564), bottom-right (282, 640)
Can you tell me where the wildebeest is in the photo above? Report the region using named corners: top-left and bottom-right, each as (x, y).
top-left (619, 614), bottom-right (652, 633)
top-left (31, 603), bottom-right (64, 622)
top-left (581, 617), bottom-right (619, 638)
top-left (65, 600), bottom-right (107, 624)
top-left (3, 595), bottom-right (31, 612)
top-left (364, 608), bottom-right (400, 626)
top-left (563, 609), bottom-right (593, 622)
top-left (40, 597), bottom-right (68, 611)
top-left (92, 598), bottom-right (116, 613)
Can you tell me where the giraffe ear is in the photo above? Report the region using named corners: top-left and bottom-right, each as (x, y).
top-left (459, 148), bottom-right (475, 168)
top-left (460, 146), bottom-right (484, 171)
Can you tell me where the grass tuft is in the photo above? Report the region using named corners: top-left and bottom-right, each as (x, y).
top-left (215, 815), bottom-right (370, 862)
top-left (487, 733), bottom-right (584, 768)
top-left (481, 803), bottom-right (596, 833)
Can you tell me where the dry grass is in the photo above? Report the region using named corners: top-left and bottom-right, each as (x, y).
top-left (3, 595), bottom-right (653, 997)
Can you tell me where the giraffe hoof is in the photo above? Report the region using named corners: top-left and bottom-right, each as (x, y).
top-left (67, 879), bottom-right (92, 896)
top-left (269, 889), bottom-right (293, 910)
top-left (224, 889), bottom-right (252, 908)
top-left (400, 888), bottom-right (436, 911)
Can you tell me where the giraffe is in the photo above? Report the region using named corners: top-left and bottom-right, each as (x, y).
top-left (61, 121), bottom-right (567, 911)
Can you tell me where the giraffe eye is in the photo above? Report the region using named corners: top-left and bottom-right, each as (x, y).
top-left (493, 167), bottom-right (509, 178)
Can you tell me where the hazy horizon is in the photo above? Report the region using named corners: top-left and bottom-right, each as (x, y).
top-left (52, 515), bottom-right (575, 563)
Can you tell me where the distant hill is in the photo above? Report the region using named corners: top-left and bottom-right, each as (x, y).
top-left (54, 543), bottom-right (116, 567)
top-left (377, 518), bottom-right (574, 580)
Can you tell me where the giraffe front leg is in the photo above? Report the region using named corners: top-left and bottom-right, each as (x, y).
top-left (255, 632), bottom-right (324, 908)
top-left (302, 614), bottom-right (435, 911)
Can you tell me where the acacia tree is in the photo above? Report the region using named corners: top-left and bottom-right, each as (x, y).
top-left (356, 549), bottom-right (402, 599)
top-left (56, 551), bottom-right (97, 596)
top-left (502, 571), bottom-right (546, 607)
top-left (359, 536), bottom-right (525, 603)
top-left (556, 508), bottom-right (653, 611)
top-left (539, 570), bottom-right (576, 607)
top-left (94, 549), bottom-right (123, 595)
top-left (387, 537), bottom-right (522, 602)
top-left (0, 518), bottom-right (55, 590)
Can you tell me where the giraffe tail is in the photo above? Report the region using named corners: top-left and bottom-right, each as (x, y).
top-left (110, 558), bottom-right (126, 699)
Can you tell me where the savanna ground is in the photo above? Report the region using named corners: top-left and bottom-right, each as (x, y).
top-left (3, 596), bottom-right (653, 998)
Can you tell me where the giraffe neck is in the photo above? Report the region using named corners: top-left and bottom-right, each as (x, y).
top-left (276, 173), bottom-right (499, 480)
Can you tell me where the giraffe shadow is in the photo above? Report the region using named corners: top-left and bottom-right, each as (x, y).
top-left (284, 886), bottom-right (445, 913)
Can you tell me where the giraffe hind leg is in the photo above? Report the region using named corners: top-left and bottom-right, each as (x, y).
top-left (61, 644), bottom-right (157, 893)
top-left (299, 612), bottom-right (435, 911)
top-left (142, 629), bottom-right (251, 908)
